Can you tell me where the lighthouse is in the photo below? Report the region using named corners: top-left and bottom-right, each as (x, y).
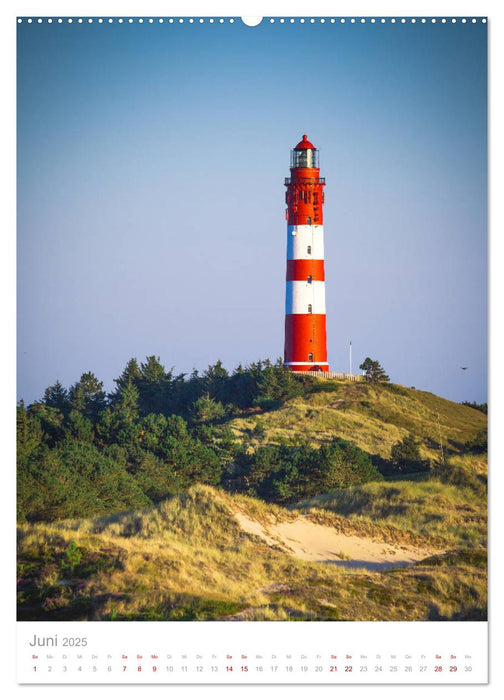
top-left (284, 135), bottom-right (329, 372)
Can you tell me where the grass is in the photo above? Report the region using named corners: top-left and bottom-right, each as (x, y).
top-left (227, 380), bottom-right (487, 462)
top-left (18, 482), bottom-right (487, 622)
top-left (293, 454), bottom-right (487, 547)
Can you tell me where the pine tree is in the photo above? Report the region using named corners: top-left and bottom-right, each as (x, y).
top-left (359, 357), bottom-right (390, 383)
top-left (137, 356), bottom-right (172, 415)
top-left (140, 355), bottom-right (167, 383)
top-left (113, 358), bottom-right (141, 392)
top-left (43, 380), bottom-right (69, 413)
top-left (202, 360), bottom-right (229, 402)
top-left (68, 372), bottom-right (107, 421)
top-left (390, 433), bottom-right (428, 472)
top-left (17, 400), bottom-right (44, 467)
top-left (97, 380), bottom-right (140, 446)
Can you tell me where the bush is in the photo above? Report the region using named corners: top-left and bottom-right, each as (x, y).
top-left (238, 438), bottom-right (383, 504)
top-left (390, 433), bottom-right (430, 473)
top-left (465, 429), bottom-right (487, 454)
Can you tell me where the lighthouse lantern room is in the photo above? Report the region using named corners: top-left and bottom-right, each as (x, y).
top-left (283, 135), bottom-right (329, 372)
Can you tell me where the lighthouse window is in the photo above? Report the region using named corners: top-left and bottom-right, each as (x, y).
top-left (307, 275), bottom-right (312, 284)
top-left (306, 217), bottom-right (311, 225)
top-left (291, 148), bottom-right (319, 169)
top-left (308, 304), bottom-right (312, 313)
top-left (307, 245), bottom-right (311, 255)
top-left (309, 353), bottom-right (314, 362)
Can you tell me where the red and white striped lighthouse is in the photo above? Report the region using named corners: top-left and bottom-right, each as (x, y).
top-left (284, 135), bottom-right (329, 372)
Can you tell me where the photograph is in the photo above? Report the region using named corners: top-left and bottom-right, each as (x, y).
top-left (17, 15), bottom-right (487, 628)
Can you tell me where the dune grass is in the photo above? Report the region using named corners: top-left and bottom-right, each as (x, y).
top-left (293, 454), bottom-right (487, 547)
top-left (228, 380), bottom-right (487, 462)
top-left (17, 482), bottom-right (486, 622)
top-left (17, 486), bottom-right (329, 621)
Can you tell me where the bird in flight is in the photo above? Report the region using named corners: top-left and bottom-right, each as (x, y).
top-left (460, 366), bottom-right (468, 370)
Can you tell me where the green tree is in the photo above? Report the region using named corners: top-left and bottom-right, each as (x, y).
top-left (137, 413), bottom-right (191, 457)
top-left (133, 452), bottom-right (182, 501)
top-left (68, 372), bottom-right (107, 421)
top-left (18, 445), bottom-right (78, 521)
top-left (109, 358), bottom-right (141, 406)
top-left (390, 433), bottom-right (428, 472)
top-left (65, 409), bottom-right (95, 443)
top-left (17, 401), bottom-right (44, 467)
top-left (190, 393), bottom-right (226, 424)
top-left (18, 441), bottom-right (152, 522)
top-left (163, 436), bottom-right (222, 489)
top-left (193, 423), bottom-right (239, 467)
top-left (202, 360), bottom-right (229, 402)
top-left (138, 413), bottom-right (169, 453)
top-left (139, 355), bottom-right (166, 382)
top-left (465, 429), bottom-right (487, 454)
top-left (136, 356), bottom-right (172, 415)
top-left (42, 380), bottom-right (69, 414)
top-left (114, 358), bottom-right (141, 390)
top-left (255, 358), bottom-right (307, 407)
top-left (28, 402), bottom-right (65, 446)
top-left (226, 361), bottom-right (262, 409)
top-left (96, 380), bottom-right (140, 446)
top-left (359, 357), bottom-right (390, 383)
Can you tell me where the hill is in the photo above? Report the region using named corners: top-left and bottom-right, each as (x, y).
top-left (227, 379), bottom-right (486, 463)
top-left (18, 480), bottom-right (486, 622)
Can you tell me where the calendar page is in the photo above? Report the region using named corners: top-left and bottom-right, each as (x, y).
top-left (14, 0), bottom-right (491, 692)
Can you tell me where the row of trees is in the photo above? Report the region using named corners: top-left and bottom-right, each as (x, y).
top-left (37, 354), bottom-right (391, 423)
top-left (461, 401), bottom-right (487, 415)
top-left (39, 356), bottom-right (315, 420)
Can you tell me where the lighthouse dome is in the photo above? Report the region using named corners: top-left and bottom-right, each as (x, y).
top-left (294, 134), bottom-right (315, 150)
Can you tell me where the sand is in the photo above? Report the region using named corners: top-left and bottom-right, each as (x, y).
top-left (234, 511), bottom-right (439, 572)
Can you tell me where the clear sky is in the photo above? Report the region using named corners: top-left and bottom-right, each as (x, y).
top-left (17, 16), bottom-right (487, 405)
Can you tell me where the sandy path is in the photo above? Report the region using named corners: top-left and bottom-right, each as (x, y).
top-left (234, 512), bottom-right (438, 571)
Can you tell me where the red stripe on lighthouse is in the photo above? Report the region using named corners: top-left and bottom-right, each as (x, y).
top-left (284, 314), bottom-right (328, 368)
top-left (286, 259), bottom-right (325, 282)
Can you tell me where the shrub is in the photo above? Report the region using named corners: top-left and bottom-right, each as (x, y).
top-left (241, 438), bottom-right (383, 504)
top-left (390, 433), bottom-right (430, 473)
top-left (465, 429), bottom-right (487, 454)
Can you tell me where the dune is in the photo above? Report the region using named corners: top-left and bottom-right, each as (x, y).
top-left (233, 510), bottom-right (441, 571)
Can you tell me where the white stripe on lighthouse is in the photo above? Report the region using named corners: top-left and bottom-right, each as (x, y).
top-left (285, 280), bottom-right (326, 315)
top-left (287, 224), bottom-right (325, 260)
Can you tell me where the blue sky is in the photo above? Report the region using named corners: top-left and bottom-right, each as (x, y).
top-left (17, 16), bottom-right (487, 404)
